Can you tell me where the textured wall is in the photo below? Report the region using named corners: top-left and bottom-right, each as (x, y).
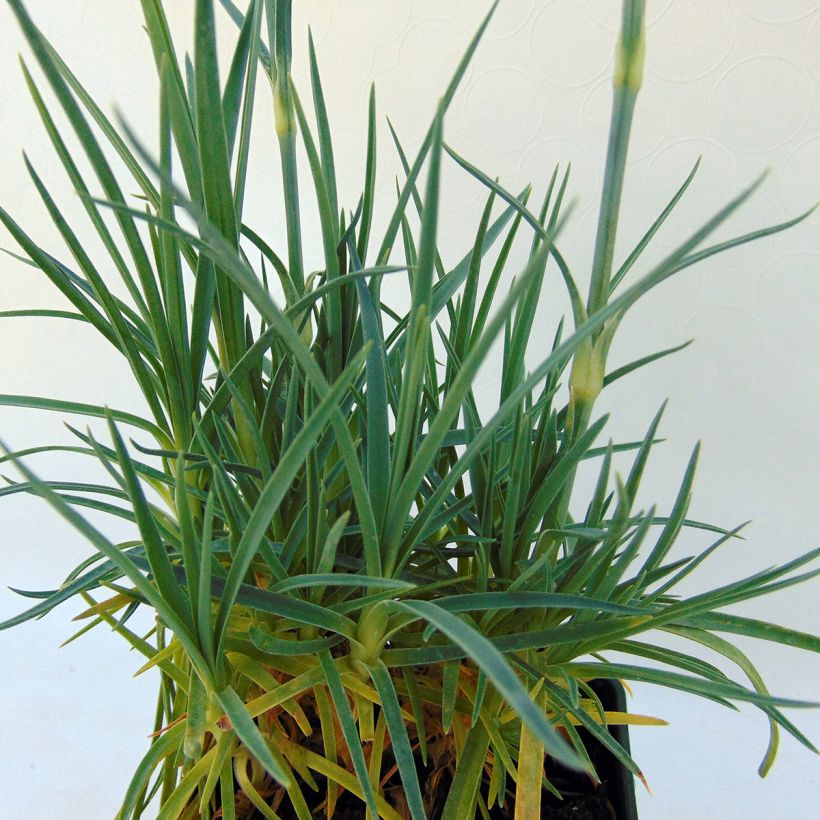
top-left (0, 1), bottom-right (818, 817)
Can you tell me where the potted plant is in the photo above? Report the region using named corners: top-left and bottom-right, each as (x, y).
top-left (1, 0), bottom-right (817, 817)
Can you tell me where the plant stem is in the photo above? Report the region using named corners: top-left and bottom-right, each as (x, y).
top-left (586, 0), bottom-right (646, 318)
top-left (544, 1), bottom-right (646, 562)
top-left (267, 0), bottom-right (304, 292)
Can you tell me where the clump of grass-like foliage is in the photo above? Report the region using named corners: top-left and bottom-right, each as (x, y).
top-left (1, 1), bottom-right (818, 817)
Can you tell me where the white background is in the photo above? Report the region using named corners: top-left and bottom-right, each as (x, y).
top-left (1, 1), bottom-right (819, 818)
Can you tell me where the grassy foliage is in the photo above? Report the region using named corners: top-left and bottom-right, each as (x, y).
top-left (1, 0), bottom-right (818, 816)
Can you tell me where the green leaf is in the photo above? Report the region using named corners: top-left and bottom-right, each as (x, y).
top-left (396, 599), bottom-right (588, 772)
top-left (221, 0), bottom-right (257, 157)
top-left (604, 339), bottom-right (693, 387)
top-left (16, 61), bottom-right (150, 320)
top-left (357, 83), bottom-right (377, 264)
top-left (638, 443), bottom-right (699, 576)
top-left (215, 685), bottom-right (291, 785)
top-left (386, 103), bottom-right (444, 530)
top-left (442, 659), bottom-right (460, 733)
top-left (0, 439), bottom-right (206, 675)
top-left (140, 0), bottom-right (203, 202)
top-left (373, 1), bottom-right (499, 266)
top-left (307, 28), bottom-right (338, 226)
top-left (369, 661), bottom-right (426, 820)
top-left (435, 591), bottom-right (642, 617)
top-left (669, 203), bottom-right (818, 280)
top-left (317, 651), bottom-right (380, 818)
top-left (440, 719), bottom-right (490, 820)
top-left (117, 723), bottom-right (185, 820)
top-left (0, 552), bottom-right (132, 630)
top-left (401, 666), bottom-right (428, 765)
top-left (212, 347), bottom-right (368, 654)
top-left (266, 0), bottom-right (303, 290)
top-left (0, 394), bottom-right (169, 446)
top-left (183, 671), bottom-right (208, 760)
top-left (516, 415), bottom-right (609, 563)
top-left (609, 157), bottom-right (700, 293)
top-left (0, 308), bottom-right (86, 322)
top-left (387, 224), bottom-right (565, 573)
top-left (290, 82), bottom-right (343, 379)
top-left (89, 173), bottom-right (382, 577)
top-left (194, 0), bottom-right (245, 374)
top-left (355, 273), bottom-right (391, 532)
top-left (9, 0), bottom-right (183, 410)
top-left (230, 0), bottom-right (264, 218)
top-left (561, 661), bottom-right (819, 709)
top-left (107, 414), bottom-right (192, 628)
top-left (268, 574), bottom-right (412, 595)
top-left (681, 612), bottom-right (820, 654)
top-left (248, 625), bottom-right (344, 657)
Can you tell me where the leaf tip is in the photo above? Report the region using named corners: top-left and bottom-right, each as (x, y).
top-left (637, 769), bottom-right (652, 794)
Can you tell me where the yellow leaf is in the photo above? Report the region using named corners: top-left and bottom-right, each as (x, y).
top-left (133, 640), bottom-right (179, 678)
top-left (72, 590), bottom-right (132, 620)
top-left (514, 689), bottom-right (545, 820)
top-left (576, 709), bottom-right (668, 727)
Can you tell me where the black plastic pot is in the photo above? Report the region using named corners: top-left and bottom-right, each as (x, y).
top-left (534, 678), bottom-right (639, 820)
top-left (248, 678), bottom-right (639, 819)
top-left (587, 678), bottom-right (639, 820)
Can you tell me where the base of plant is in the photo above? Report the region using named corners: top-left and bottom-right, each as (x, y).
top-left (211, 679), bottom-right (637, 820)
